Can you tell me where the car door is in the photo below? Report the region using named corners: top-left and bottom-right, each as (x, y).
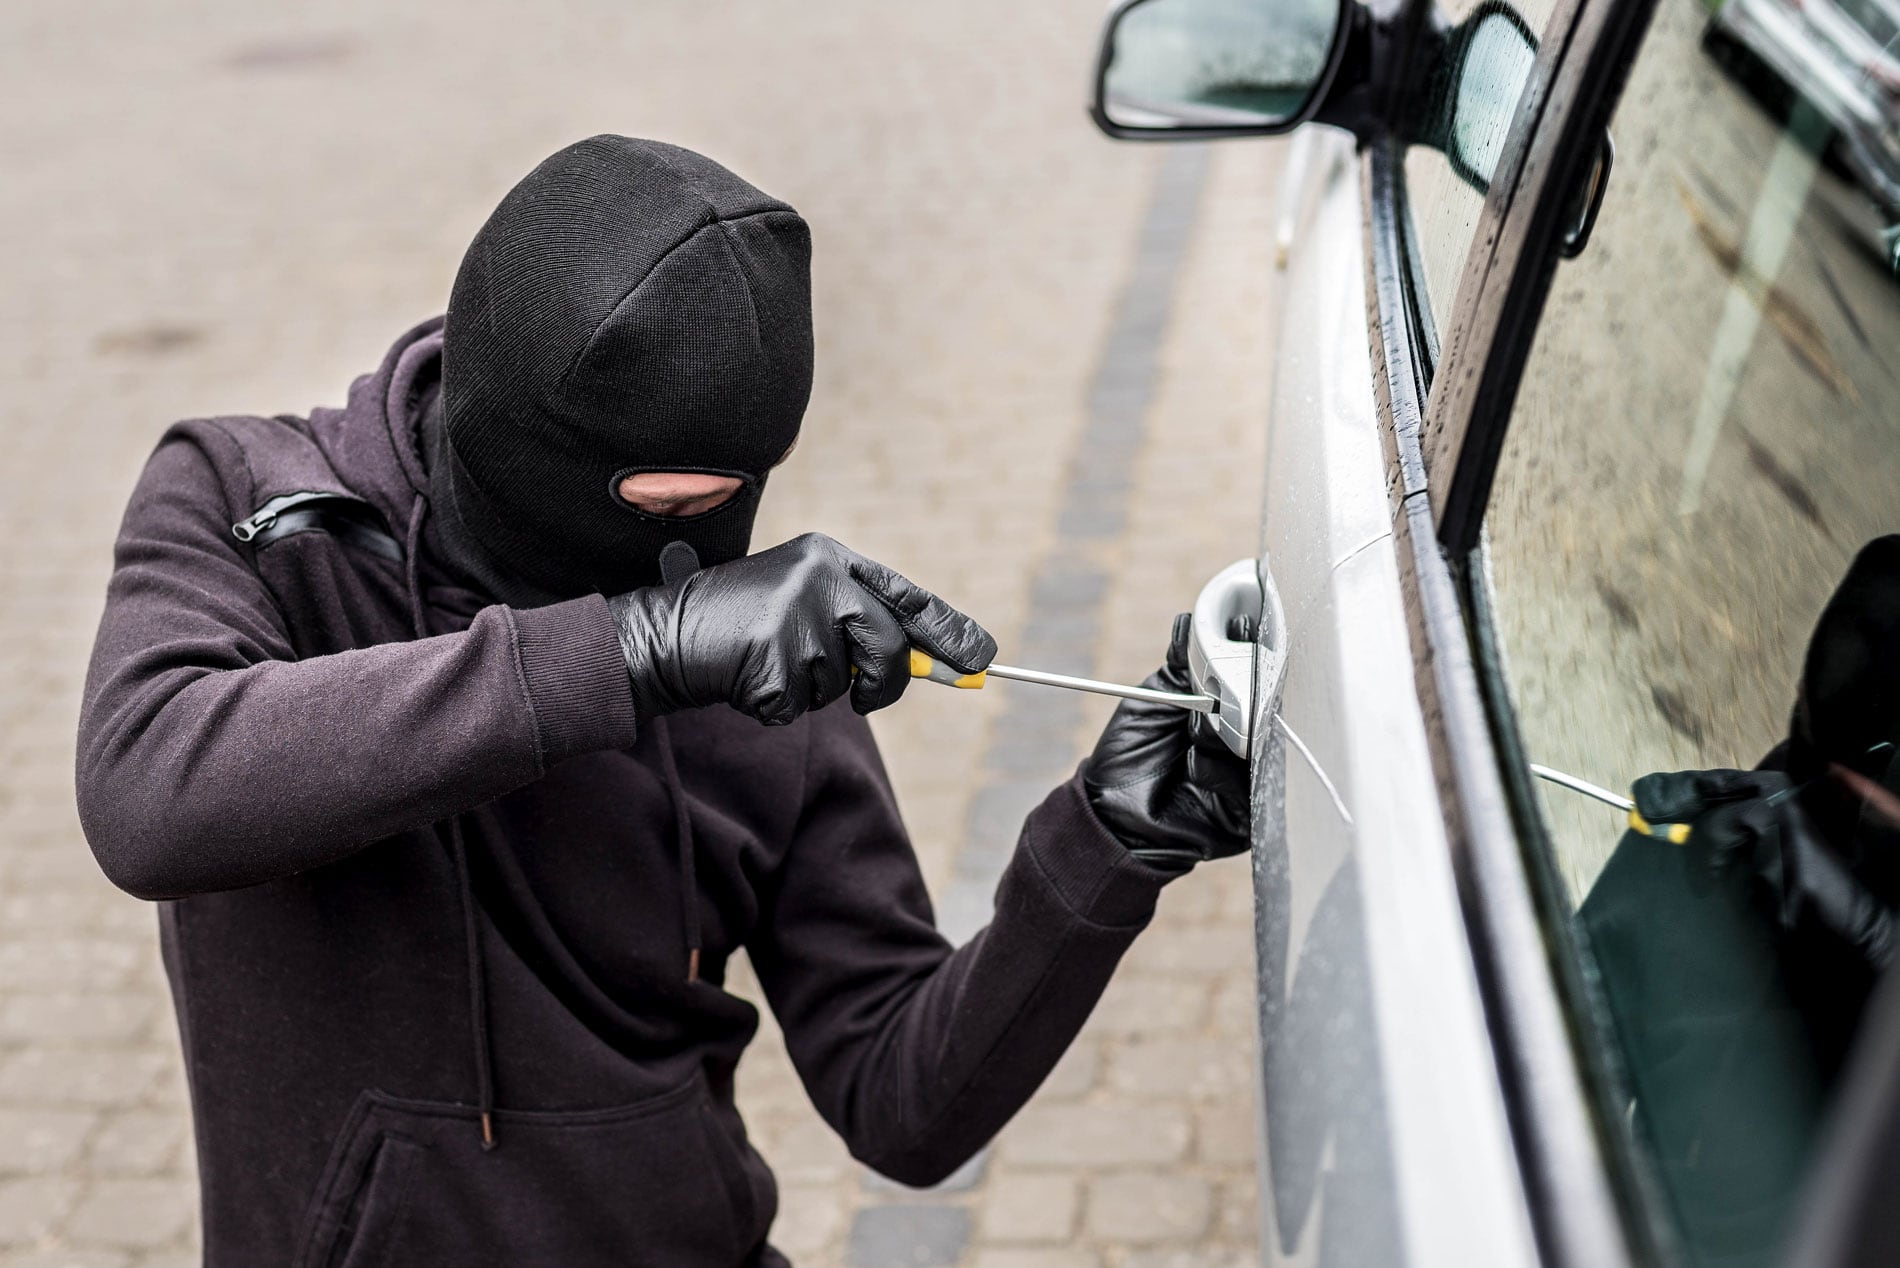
top-left (1092, 0), bottom-right (1656, 1262)
top-left (1102, 0), bottom-right (1900, 1252)
top-left (1233, 0), bottom-right (1644, 1258)
top-left (1436, 0), bottom-right (1900, 1258)
top-left (1248, 117), bottom-right (1539, 1268)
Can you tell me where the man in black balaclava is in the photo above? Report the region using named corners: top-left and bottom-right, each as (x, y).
top-left (77, 135), bottom-right (1250, 1266)
top-left (433, 137), bottom-right (811, 605)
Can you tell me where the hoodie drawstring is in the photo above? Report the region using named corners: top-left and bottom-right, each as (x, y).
top-left (652, 715), bottom-right (702, 984)
top-left (402, 496), bottom-right (428, 641)
top-left (447, 816), bottom-right (499, 1149)
top-left (404, 495), bottom-right (499, 1150)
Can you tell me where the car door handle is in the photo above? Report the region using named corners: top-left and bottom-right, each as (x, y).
top-left (1188, 558), bottom-right (1288, 760)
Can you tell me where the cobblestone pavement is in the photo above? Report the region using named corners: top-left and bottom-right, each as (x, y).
top-left (1, 3), bottom-right (1276, 1264)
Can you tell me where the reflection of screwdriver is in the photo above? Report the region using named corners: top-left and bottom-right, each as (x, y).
top-left (1529, 763), bottom-right (1691, 843)
top-left (903, 649), bottom-right (1219, 714)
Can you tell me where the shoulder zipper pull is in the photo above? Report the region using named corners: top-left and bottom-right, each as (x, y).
top-left (231, 509), bottom-right (277, 542)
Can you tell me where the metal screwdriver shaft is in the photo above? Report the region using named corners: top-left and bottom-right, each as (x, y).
top-left (899, 649), bottom-right (1219, 713)
top-left (983, 662), bottom-right (1219, 713)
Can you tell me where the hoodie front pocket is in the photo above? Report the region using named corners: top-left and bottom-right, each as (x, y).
top-left (297, 1073), bottom-right (761, 1268)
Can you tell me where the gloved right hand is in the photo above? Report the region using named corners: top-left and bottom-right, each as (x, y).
top-left (606, 532), bottom-right (995, 727)
top-left (1633, 768), bottom-right (1896, 969)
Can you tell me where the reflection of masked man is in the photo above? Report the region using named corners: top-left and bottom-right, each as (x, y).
top-left (75, 136), bottom-right (1249, 1266)
top-left (1580, 535), bottom-right (1900, 1268)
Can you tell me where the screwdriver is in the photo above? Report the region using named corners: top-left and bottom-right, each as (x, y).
top-left (1529, 763), bottom-right (1691, 843)
top-left (904, 650), bottom-right (1219, 714)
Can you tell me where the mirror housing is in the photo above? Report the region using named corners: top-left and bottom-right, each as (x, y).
top-left (1440, 0), bottom-right (1539, 190)
top-left (1089, 0), bottom-right (1364, 141)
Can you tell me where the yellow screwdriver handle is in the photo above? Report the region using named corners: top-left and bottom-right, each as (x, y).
top-left (849, 651), bottom-right (989, 689)
top-left (907, 649), bottom-right (988, 689)
top-left (1628, 807), bottom-right (1692, 844)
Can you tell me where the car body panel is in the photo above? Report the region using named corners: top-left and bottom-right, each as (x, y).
top-left (1252, 126), bottom-right (1538, 1268)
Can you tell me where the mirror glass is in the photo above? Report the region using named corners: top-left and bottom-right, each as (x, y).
top-left (1450, 7), bottom-right (1539, 186)
top-left (1101, 0), bottom-right (1343, 132)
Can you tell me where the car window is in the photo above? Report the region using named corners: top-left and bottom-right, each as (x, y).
top-left (1403, 0), bottom-right (1564, 352)
top-left (1479, 0), bottom-right (1900, 1258)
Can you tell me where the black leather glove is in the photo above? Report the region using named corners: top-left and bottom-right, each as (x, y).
top-left (606, 532), bottom-right (995, 727)
top-left (1083, 613), bottom-right (1252, 873)
top-left (1633, 768), bottom-right (1895, 969)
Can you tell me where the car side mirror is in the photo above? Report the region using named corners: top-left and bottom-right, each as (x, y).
top-left (1090, 0), bottom-right (1355, 140)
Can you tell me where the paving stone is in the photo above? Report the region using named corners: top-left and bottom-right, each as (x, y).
top-left (1214, 1177), bottom-right (1260, 1244)
top-left (766, 1184), bottom-right (845, 1261)
top-left (1194, 1105), bottom-right (1258, 1168)
top-left (1119, 1251), bottom-right (1254, 1268)
top-left (1217, 871), bottom-right (1256, 922)
top-left (863, 1149), bottom-right (988, 1195)
top-left (0, 1177), bottom-right (80, 1247)
top-left (968, 1250), bottom-right (1102, 1268)
top-left (0, 943), bottom-right (141, 993)
top-left (2, 852), bottom-right (106, 892)
top-left (0, 996), bottom-right (158, 1046)
top-left (1149, 871), bottom-right (1224, 923)
top-left (761, 1116), bottom-right (854, 1186)
top-left (975, 1171), bottom-right (1077, 1243)
top-left (1085, 975), bottom-right (1208, 1035)
top-left (996, 1103), bottom-right (1190, 1169)
top-left (1120, 927), bottom-right (1253, 978)
top-left (0, 1108), bottom-right (97, 1175)
top-left (846, 1204), bottom-right (971, 1268)
top-left (983, 738), bottom-right (1082, 778)
top-left (88, 1112), bottom-right (187, 1176)
top-left (1035, 1041), bottom-right (1099, 1101)
top-left (1208, 970), bottom-right (1257, 1038)
top-left (0, 1050), bottom-right (166, 1110)
top-left (1084, 1173), bottom-right (1213, 1244)
top-left (0, 895), bottom-right (123, 935)
top-left (0, 1251), bottom-right (133, 1268)
top-left (62, 1179), bottom-right (196, 1248)
top-left (139, 1063), bottom-right (189, 1113)
top-left (0, 6), bottom-right (1275, 1264)
top-left (964, 783), bottom-right (1060, 844)
top-left (1106, 1036), bottom-right (1252, 1102)
top-left (1028, 569), bottom-right (1110, 611)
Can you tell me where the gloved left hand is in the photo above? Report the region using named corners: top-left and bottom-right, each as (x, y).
top-left (1633, 768), bottom-right (1895, 969)
top-left (1083, 614), bottom-right (1251, 873)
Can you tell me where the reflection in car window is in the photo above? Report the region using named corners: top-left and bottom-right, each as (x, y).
top-left (1403, 0), bottom-right (1561, 350)
top-left (1481, 0), bottom-right (1900, 1259)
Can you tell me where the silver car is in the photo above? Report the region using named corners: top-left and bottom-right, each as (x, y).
top-left (1092, 0), bottom-right (1900, 1263)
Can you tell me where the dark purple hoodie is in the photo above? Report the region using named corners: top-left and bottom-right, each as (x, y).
top-left (75, 319), bottom-right (1170, 1267)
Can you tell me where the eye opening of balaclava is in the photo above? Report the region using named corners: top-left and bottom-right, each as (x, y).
top-left (605, 466), bottom-right (760, 525)
top-left (439, 135), bottom-right (813, 599)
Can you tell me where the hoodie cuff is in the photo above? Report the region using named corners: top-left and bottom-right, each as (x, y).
top-left (511, 596), bottom-right (639, 767)
top-left (1021, 773), bottom-right (1172, 929)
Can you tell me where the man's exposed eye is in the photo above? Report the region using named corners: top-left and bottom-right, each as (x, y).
top-left (616, 472), bottom-right (745, 517)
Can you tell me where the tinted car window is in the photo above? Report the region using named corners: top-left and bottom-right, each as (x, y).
top-left (1403, 0), bottom-right (1562, 347)
top-left (1480, 0), bottom-right (1900, 1258)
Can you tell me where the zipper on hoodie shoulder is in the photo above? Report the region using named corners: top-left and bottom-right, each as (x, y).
top-left (231, 491), bottom-right (404, 562)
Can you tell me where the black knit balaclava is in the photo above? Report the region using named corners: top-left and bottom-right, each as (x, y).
top-left (438, 135), bottom-right (812, 599)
